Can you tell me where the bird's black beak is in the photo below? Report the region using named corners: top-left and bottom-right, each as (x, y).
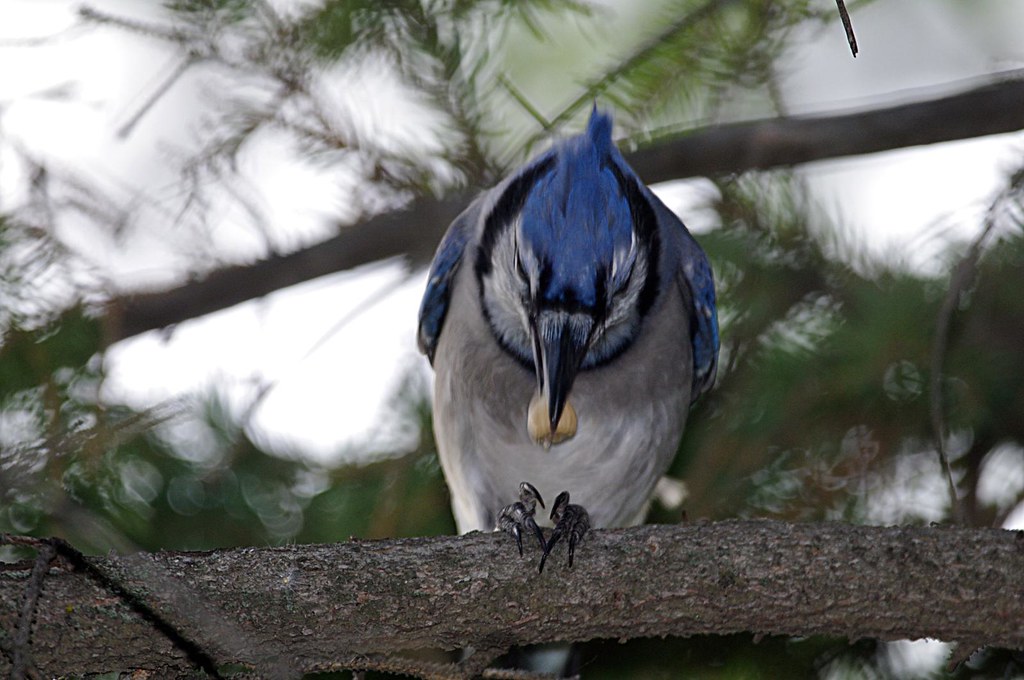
top-left (531, 311), bottom-right (592, 434)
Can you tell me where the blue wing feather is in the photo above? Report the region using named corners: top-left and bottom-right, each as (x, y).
top-left (649, 197), bottom-right (720, 403)
top-left (417, 201), bottom-right (481, 363)
top-left (678, 229), bottom-right (720, 400)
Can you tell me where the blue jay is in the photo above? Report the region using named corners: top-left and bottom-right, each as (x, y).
top-left (418, 108), bottom-right (718, 570)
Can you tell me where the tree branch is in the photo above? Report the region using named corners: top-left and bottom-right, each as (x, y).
top-left (107, 77), bottom-right (1024, 341)
top-left (629, 77), bottom-right (1024, 182)
top-left (2, 520), bottom-right (1022, 677)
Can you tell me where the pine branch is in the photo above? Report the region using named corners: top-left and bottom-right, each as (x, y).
top-left (106, 77), bottom-right (1024, 341)
top-left (1, 521), bottom-right (1022, 678)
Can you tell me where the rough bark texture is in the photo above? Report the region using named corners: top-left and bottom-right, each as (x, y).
top-left (2, 520), bottom-right (1023, 677)
top-left (107, 78), bottom-right (1024, 341)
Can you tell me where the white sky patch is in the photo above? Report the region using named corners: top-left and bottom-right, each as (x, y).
top-left (101, 260), bottom-right (430, 462)
top-left (977, 444), bottom-right (1024, 518)
top-left (650, 179), bottom-right (721, 235)
top-left (864, 451), bottom-right (952, 526)
top-left (879, 639), bottom-right (950, 679)
top-left (802, 133), bottom-right (1024, 273)
top-left (1002, 501), bottom-right (1024, 531)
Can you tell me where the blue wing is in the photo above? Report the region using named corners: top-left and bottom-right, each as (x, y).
top-left (651, 198), bottom-right (720, 403)
top-left (602, 131), bottom-right (719, 403)
top-left (417, 200), bottom-right (482, 363)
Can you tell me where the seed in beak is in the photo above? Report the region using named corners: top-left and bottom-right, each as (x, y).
top-left (527, 389), bottom-right (578, 448)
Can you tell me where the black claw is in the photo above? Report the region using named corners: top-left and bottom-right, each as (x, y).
top-left (538, 541), bottom-right (553, 573)
top-left (527, 515), bottom-right (545, 552)
top-left (538, 490), bottom-right (590, 573)
top-left (497, 482), bottom-right (546, 556)
top-left (510, 525), bottom-right (524, 557)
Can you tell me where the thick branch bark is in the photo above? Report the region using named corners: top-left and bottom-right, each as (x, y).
top-left (2, 520), bottom-right (1022, 677)
top-left (106, 77), bottom-right (1024, 341)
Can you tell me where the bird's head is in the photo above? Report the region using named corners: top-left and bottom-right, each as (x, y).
top-left (476, 109), bottom-right (658, 446)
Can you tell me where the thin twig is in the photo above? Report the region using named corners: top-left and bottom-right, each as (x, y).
top-left (498, 75), bottom-right (552, 131)
top-left (929, 197), bottom-right (1006, 525)
top-left (835, 0), bottom-right (858, 57)
top-left (238, 268), bottom-right (416, 429)
top-left (0, 535), bottom-right (225, 679)
top-left (9, 542), bottom-right (56, 680)
top-left (544, 0), bottom-right (726, 137)
top-left (116, 55), bottom-right (199, 139)
top-left (78, 5), bottom-right (190, 43)
top-left (0, 23), bottom-right (86, 48)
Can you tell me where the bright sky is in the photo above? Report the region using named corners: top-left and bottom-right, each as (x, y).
top-left (1, 1), bottom-right (1022, 477)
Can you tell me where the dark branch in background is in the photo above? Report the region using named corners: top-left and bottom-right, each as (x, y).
top-left (106, 77), bottom-right (1024, 341)
top-left (625, 77), bottom-right (1024, 181)
top-left (835, 0), bottom-right (858, 57)
top-left (2, 521), bottom-right (1024, 678)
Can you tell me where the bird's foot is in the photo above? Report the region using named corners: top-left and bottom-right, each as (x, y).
top-left (539, 491), bottom-right (590, 573)
top-left (496, 482), bottom-right (546, 557)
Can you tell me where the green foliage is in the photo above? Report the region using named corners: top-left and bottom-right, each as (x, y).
top-left (0, 307), bottom-right (101, 396)
top-left (663, 173), bottom-right (1024, 528)
top-left (570, 0), bottom-right (812, 129)
top-left (0, 308), bottom-right (453, 554)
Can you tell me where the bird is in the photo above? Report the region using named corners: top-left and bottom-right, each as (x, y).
top-left (417, 107), bottom-right (719, 571)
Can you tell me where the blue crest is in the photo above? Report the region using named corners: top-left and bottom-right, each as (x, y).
top-left (518, 110), bottom-right (635, 311)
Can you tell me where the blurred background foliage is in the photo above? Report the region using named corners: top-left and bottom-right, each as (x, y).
top-left (1, 0), bottom-right (1023, 677)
